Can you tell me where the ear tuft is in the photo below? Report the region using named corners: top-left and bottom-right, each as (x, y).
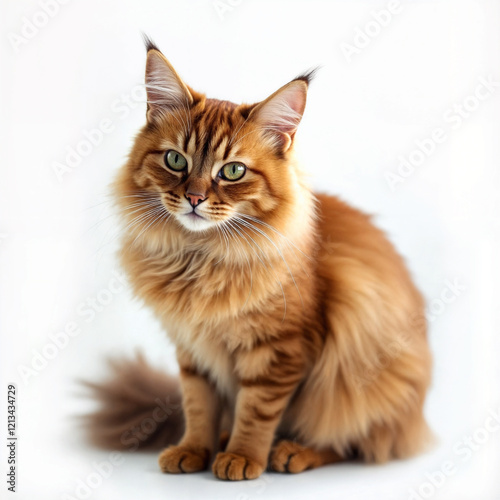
top-left (293, 66), bottom-right (320, 86)
top-left (142, 33), bottom-right (160, 53)
top-left (250, 79), bottom-right (309, 150)
top-left (144, 48), bottom-right (193, 122)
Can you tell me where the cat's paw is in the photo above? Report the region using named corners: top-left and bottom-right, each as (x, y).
top-left (212, 451), bottom-right (264, 480)
top-left (158, 445), bottom-right (210, 473)
top-left (269, 440), bottom-right (318, 473)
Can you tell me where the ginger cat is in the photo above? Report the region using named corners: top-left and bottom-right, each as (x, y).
top-left (87, 37), bottom-right (432, 481)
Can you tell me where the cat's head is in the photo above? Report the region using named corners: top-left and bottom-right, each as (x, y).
top-left (120, 39), bottom-right (314, 238)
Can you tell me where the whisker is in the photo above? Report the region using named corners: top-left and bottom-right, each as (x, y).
top-left (233, 216), bottom-right (303, 310)
top-left (96, 203), bottom-right (164, 254)
top-left (236, 213), bottom-right (311, 260)
top-left (235, 212), bottom-right (312, 279)
top-left (227, 219), bottom-right (287, 320)
top-left (131, 205), bottom-right (170, 248)
top-left (224, 220), bottom-right (254, 309)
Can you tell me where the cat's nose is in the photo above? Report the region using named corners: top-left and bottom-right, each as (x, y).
top-left (185, 191), bottom-right (207, 208)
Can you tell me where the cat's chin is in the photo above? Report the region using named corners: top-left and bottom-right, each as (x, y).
top-left (175, 212), bottom-right (217, 232)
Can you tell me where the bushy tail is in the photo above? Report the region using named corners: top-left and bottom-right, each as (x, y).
top-left (82, 353), bottom-right (184, 451)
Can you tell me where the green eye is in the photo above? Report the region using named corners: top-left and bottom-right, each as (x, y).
top-left (220, 162), bottom-right (246, 181)
top-left (165, 150), bottom-right (187, 171)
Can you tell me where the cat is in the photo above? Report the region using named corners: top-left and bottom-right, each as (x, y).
top-left (86, 36), bottom-right (432, 481)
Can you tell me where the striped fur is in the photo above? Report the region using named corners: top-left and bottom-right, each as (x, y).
top-left (98, 42), bottom-right (432, 480)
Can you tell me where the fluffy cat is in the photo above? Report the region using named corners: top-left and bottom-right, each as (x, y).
top-left (87, 37), bottom-right (432, 481)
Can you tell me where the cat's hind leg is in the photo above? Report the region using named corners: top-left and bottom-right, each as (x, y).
top-left (269, 440), bottom-right (341, 473)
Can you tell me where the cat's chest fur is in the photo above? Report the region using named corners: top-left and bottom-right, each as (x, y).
top-left (122, 242), bottom-right (292, 396)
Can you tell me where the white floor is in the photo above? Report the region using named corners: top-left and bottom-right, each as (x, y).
top-left (2, 0), bottom-right (500, 499)
top-left (14, 402), bottom-right (500, 500)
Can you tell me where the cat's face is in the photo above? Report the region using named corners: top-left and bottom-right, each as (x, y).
top-left (124, 43), bottom-right (311, 235)
top-left (135, 99), bottom-right (285, 233)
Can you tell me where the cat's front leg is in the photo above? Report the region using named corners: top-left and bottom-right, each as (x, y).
top-left (159, 348), bottom-right (220, 474)
top-left (212, 338), bottom-right (305, 480)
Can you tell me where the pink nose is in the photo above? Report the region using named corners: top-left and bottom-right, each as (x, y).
top-left (185, 192), bottom-right (206, 207)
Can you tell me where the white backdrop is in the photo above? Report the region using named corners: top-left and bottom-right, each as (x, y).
top-left (1, 1), bottom-right (499, 499)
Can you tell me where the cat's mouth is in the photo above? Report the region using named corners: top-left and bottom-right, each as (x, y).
top-left (185, 210), bottom-right (204, 220)
top-left (176, 209), bottom-right (215, 232)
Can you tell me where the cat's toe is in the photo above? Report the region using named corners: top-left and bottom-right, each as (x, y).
top-left (158, 445), bottom-right (210, 473)
top-left (212, 451), bottom-right (264, 480)
top-left (270, 440), bottom-right (315, 473)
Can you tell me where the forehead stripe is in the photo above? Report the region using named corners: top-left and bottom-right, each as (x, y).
top-left (211, 131), bottom-right (227, 155)
top-left (200, 131), bottom-right (211, 163)
top-left (186, 103), bottom-right (243, 163)
top-left (223, 140), bottom-right (233, 161)
top-left (183, 131), bottom-right (191, 152)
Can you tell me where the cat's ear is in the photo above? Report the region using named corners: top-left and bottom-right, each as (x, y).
top-left (249, 71), bottom-right (315, 152)
top-left (144, 37), bottom-right (193, 122)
